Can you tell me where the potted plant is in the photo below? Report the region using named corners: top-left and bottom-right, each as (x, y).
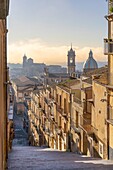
top-left (109, 6), bottom-right (113, 13)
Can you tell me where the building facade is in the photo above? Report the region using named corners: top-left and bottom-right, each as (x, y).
top-left (104, 0), bottom-right (113, 160)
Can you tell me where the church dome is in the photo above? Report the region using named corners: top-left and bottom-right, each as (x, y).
top-left (83, 50), bottom-right (98, 71)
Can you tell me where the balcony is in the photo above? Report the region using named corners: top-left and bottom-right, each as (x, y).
top-left (104, 39), bottom-right (113, 55)
top-left (44, 97), bottom-right (48, 104)
top-left (31, 120), bottom-right (35, 125)
top-left (50, 115), bottom-right (55, 122)
top-left (42, 109), bottom-right (46, 115)
top-left (34, 114), bottom-right (39, 120)
top-left (71, 121), bottom-right (81, 134)
top-left (106, 119), bottom-right (113, 125)
top-left (56, 104), bottom-right (63, 113)
top-left (45, 128), bottom-right (50, 135)
top-left (0, 0), bottom-right (9, 19)
top-left (44, 97), bottom-right (51, 106)
top-left (62, 112), bottom-right (67, 117)
top-left (73, 97), bottom-right (84, 108)
top-left (109, 0), bottom-right (113, 15)
top-left (61, 132), bottom-right (66, 140)
top-left (56, 128), bottom-right (62, 135)
top-left (50, 131), bottom-right (54, 138)
top-left (79, 124), bottom-right (98, 136)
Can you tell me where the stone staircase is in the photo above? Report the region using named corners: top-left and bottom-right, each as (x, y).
top-left (12, 128), bottom-right (29, 146)
top-left (12, 111), bottom-right (29, 146)
top-left (8, 110), bottom-right (113, 170)
top-left (8, 146), bottom-right (40, 170)
top-left (8, 146), bottom-right (113, 170)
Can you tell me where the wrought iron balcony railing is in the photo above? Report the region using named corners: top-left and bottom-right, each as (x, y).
top-left (104, 39), bottom-right (113, 55)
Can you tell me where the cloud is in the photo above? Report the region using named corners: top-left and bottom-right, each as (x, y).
top-left (8, 38), bottom-right (107, 65)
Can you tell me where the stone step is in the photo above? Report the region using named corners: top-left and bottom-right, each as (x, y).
top-left (8, 146), bottom-right (113, 170)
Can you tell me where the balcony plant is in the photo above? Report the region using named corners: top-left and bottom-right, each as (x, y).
top-left (109, 6), bottom-right (113, 13)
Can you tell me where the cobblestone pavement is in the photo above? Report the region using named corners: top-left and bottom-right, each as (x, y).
top-left (8, 146), bottom-right (113, 170)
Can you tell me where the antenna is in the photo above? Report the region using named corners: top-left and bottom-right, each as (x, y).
top-left (71, 43), bottom-right (72, 49)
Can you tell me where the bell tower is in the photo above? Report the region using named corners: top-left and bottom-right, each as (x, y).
top-left (23, 54), bottom-right (27, 68)
top-left (67, 44), bottom-right (76, 74)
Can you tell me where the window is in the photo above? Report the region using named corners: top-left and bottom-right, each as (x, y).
top-left (70, 58), bottom-right (73, 63)
top-left (18, 92), bottom-right (22, 97)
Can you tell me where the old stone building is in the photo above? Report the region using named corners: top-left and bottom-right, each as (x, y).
top-left (70, 76), bottom-right (93, 155)
top-left (28, 78), bottom-right (76, 150)
top-left (11, 76), bottom-right (42, 114)
top-left (7, 86), bottom-right (14, 152)
top-left (23, 54), bottom-right (46, 77)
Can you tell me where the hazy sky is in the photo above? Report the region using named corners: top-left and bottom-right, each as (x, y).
top-left (8, 0), bottom-right (108, 65)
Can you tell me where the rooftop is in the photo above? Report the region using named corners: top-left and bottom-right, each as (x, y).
top-left (48, 73), bottom-right (70, 78)
top-left (12, 76), bottom-right (42, 87)
top-left (82, 66), bottom-right (108, 85)
top-left (57, 78), bottom-right (81, 93)
top-left (82, 66), bottom-right (108, 78)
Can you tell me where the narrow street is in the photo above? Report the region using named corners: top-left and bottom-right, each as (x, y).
top-left (8, 111), bottom-right (113, 170)
top-left (12, 110), bottom-right (28, 146)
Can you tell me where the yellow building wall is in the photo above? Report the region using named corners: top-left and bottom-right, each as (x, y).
top-left (92, 81), bottom-right (108, 159)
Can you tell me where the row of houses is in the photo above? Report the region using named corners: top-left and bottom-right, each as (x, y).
top-left (11, 0), bottom-right (113, 161)
top-left (7, 83), bottom-right (14, 152)
top-left (27, 66), bottom-right (113, 160)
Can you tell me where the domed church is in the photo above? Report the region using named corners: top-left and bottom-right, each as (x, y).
top-left (83, 50), bottom-right (98, 72)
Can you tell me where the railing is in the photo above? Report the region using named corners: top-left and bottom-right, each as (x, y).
top-left (73, 97), bottom-right (84, 107)
top-left (44, 97), bottom-right (51, 106)
top-left (44, 97), bottom-right (48, 104)
top-left (32, 97), bottom-right (38, 105)
top-left (56, 128), bottom-right (62, 135)
top-left (31, 109), bottom-right (35, 114)
top-left (49, 95), bottom-right (57, 104)
top-left (49, 131), bottom-right (54, 138)
top-left (104, 39), bottom-right (113, 55)
top-left (71, 120), bottom-right (81, 134)
top-left (45, 128), bottom-right (50, 135)
top-left (50, 115), bottom-right (55, 122)
top-left (35, 114), bottom-right (40, 120)
top-left (56, 104), bottom-right (63, 113)
top-left (62, 110), bottom-right (68, 119)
